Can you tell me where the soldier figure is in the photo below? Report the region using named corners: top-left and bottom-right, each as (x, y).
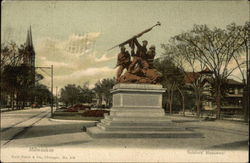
top-left (111, 22), bottom-right (162, 84)
top-left (146, 45), bottom-right (156, 68)
top-left (118, 43), bottom-right (162, 84)
top-left (134, 38), bottom-right (148, 59)
top-left (128, 38), bottom-right (149, 74)
top-left (116, 46), bottom-right (131, 82)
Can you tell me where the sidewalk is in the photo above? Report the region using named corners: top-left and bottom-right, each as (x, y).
top-left (167, 114), bottom-right (248, 133)
top-left (0, 107), bottom-right (37, 112)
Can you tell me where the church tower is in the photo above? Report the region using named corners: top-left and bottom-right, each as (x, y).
top-left (22, 26), bottom-right (36, 87)
top-left (23, 26), bottom-right (35, 67)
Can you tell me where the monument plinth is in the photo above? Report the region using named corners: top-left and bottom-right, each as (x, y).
top-left (87, 84), bottom-right (203, 138)
top-left (111, 84), bottom-right (165, 117)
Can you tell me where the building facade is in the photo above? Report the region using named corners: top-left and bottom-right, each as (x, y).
top-left (221, 79), bottom-right (244, 115)
top-left (184, 68), bottom-right (244, 115)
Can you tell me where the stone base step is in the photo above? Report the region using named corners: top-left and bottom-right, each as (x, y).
top-left (101, 119), bottom-right (173, 126)
top-left (110, 109), bottom-right (165, 117)
top-left (87, 127), bottom-right (204, 138)
top-left (104, 115), bottom-right (172, 121)
top-left (111, 107), bottom-right (164, 110)
top-left (97, 123), bottom-right (187, 131)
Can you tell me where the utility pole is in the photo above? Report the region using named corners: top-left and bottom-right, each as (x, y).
top-left (56, 86), bottom-right (58, 110)
top-left (51, 65), bottom-right (53, 117)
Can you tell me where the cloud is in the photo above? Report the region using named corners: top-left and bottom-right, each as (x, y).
top-left (40, 66), bottom-right (116, 91)
top-left (38, 56), bottom-right (76, 68)
top-left (62, 33), bottom-right (101, 55)
top-left (35, 32), bottom-right (117, 88)
top-left (56, 66), bottom-right (115, 80)
top-left (94, 53), bottom-right (116, 62)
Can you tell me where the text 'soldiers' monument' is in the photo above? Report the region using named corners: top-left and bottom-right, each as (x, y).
top-left (87, 22), bottom-right (202, 138)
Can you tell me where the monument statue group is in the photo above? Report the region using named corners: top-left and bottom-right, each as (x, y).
top-left (87, 22), bottom-right (203, 139)
top-left (113, 22), bottom-right (162, 84)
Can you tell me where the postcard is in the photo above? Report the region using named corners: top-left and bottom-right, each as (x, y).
top-left (1, 0), bottom-right (249, 162)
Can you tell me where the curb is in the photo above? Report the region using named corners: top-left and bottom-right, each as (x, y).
top-left (49, 118), bottom-right (98, 123)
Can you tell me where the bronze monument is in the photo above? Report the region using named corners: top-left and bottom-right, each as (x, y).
top-left (111, 22), bottom-right (162, 84)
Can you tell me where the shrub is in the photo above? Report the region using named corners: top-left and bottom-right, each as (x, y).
top-left (66, 104), bottom-right (91, 112)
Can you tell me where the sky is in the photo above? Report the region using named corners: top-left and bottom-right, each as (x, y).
top-left (1, 0), bottom-right (249, 91)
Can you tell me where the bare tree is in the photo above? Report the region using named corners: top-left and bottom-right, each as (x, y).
top-left (165, 23), bottom-right (247, 119)
top-left (1, 42), bottom-right (22, 68)
top-left (162, 43), bottom-right (207, 118)
top-left (154, 58), bottom-right (184, 114)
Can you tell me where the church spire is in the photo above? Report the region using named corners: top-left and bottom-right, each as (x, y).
top-left (24, 25), bottom-right (35, 67)
top-left (26, 25), bottom-right (33, 48)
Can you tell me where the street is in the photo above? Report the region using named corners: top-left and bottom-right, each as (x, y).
top-left (0, 107), bottom-right (248, 162)
top-left (1, 107), bottom-right (95, 148)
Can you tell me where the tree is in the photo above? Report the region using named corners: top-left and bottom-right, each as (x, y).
top-left (1, 41), bottom-right (49, 109)
top-left (1, 64), bottom-right (39, 109)
top-left (32, 84), bottom-right (52, 106)
top-left (93, 78), bottom-right (116, 107)
top-left (101, 78), bottom-right (116, 107)
top-left (154, 58), bottom-right (184, 114)
top-left (228, 22), bottom-right (250, 122)
top-left (1, 65), bottom-right (19, 109)
top-left (93, 80), bottom-right (103, 106)
top-left (161, 43), bottom-right (207, 117)
top-left (164, 23), bottom-right (247, 119)
top-left (79, 82), bottom-right (95, 104)
top-left (1, 42), bottom-right (41, 109)
top-left (59, 82), bottom-right (96, 106)
top-left (1, 42), bottom-right (22, 68)
top-left (60, 84), bottom-right (81, 106)
top-left (1, 42), bottom-right (21, 109)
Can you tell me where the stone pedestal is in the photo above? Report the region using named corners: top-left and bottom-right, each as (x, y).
top-left (87, 83), bottom-right (202, 138)
top-left (111, 84), bottom-right (165, 117)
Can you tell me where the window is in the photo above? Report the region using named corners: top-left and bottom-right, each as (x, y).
top-left (228, 88), bottom-right (234, 94)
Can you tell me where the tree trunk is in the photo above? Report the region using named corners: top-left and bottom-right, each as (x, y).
top-left (16, 92), bottom-right (19, 110)
top-left (166, 90), bottom-right (171, 114)
top-left (167, 95), bottom-right (171, 114)
top-left (170, 84), bottom-right (176, 114)
top-left (243, 86), bottom-right (249, 122)
top-left (182, 94), bottom-right (185, 116)
top-left (98, 94), bottom-right (102, 107)
top-left (216, 85), bottom-right (222, 119)
top-left (169, 95), bottom-right (173, 114)
top-left (169, 87), bottom-right (174, 114)
top-left (196, 101), bottom-right (201, 118)
top-left (194, 87), bottom-right (201, 118)
top-left (177, 87), bottom-right (185, 116)
top-left (22, 100), bottom-right (25, 109)
top-left (244, 41), bottom-right (249, 123)
top-left (11, 92), bottom-right (14, 110)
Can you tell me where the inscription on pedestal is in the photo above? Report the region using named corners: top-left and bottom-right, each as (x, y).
top-left (122, 94), bottom-right (160, 108)
top-left (113, 94), bottom-right (121, 107)
top-left (112, 84), bottom-right (165, 108)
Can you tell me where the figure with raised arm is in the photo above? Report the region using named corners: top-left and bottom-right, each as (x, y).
top-left (116, 46), bottom-right (131, 82)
